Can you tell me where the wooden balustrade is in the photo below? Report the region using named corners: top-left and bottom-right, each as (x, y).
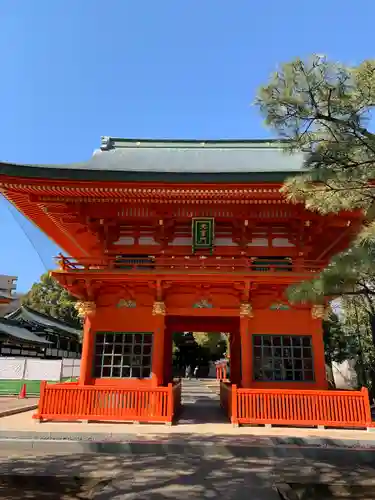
top-left (220, 383), bottom-right (373, 429)
top-left (216, 364), bottom-right (227, 381)
top-left (56, 254), bottom-right (326, 275)
top-left (34, 380), bottom-right (182, 424)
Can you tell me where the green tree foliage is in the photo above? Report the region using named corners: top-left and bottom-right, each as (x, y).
top-left (172, 332), bottom-right (199, 371)
top-left (172, 331), bottom-right (228, 376)
top-left (22, 272), bottom-right (81, 328)
top-left (323, 310), bottom-right (345, 388)
top-left (256, 55), bottom-right (375, 389)
top-left (255, 56), bottom-right (375, 300)
top-left (256, 55), bottom-right (375, 228)
top-left (286, 239), bottom-right (375, 390)
top-left (329, 300), bottom-right (374, 388)
top-left (287, 243), bottom-right (375, 305)
top-left (323, 310), bottom-right (350, 366)
top-left (192, 332), bottom-right (227, 359)
top-left (324, 306), bottom-right (371, 389)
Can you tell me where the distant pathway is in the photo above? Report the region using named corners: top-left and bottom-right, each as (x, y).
top-left (177, 379), bottom-right (227, 424)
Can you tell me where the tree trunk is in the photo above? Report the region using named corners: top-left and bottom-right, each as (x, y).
top-left (355, 358), bottom-right (367, 389)
top-left (368, 314), bottom-right (375, 399)
top-left (325, 361), bottom-right (336, 389)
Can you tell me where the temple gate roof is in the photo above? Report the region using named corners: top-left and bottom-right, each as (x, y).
top-left (0, 138), bottom-right (306, 182)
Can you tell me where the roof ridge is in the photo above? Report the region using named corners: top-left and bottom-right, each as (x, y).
top-left (100, 136), bottom-right (289, 151)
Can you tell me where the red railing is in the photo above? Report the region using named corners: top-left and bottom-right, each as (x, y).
top-left (56, 254), bottom-right (326, 274)
top-left (220, 384), bottom-right (373, 429)
top-left (216, 364), bottom-right (228, 381)
top-left (34, 380), bottom-right (182, 424)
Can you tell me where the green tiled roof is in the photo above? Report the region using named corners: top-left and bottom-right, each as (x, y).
top-left (0, 319), bottom-right (52, 345)
top-left (6, 306), bottom-right (81, 338)
top-left (0, 138), bottom-right (307, 183)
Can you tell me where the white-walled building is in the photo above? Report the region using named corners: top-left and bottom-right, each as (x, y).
top-left (0, 276), bottom-right (22, 317)
top-left (0, 275), bottom-right (17, 298)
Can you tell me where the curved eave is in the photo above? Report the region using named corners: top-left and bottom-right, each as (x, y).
top-left (0, 178), bottom-right (289, 201)
top-left (0, 321), bottom-right (53, 345)
top-left (19, 306), bottom-right (82, 337)
top-left (1, 188), bottom-right (93, 258)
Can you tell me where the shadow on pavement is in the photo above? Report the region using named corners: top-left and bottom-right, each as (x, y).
top-left (1, 434), bottom-right (375, 499)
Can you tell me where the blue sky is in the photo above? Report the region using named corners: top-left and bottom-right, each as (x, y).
top-left (0, 0), bottom-right (373, 292)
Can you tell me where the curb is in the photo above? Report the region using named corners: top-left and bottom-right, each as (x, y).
top-left (1, 438), bottom-right (375, 458)
top-left (1, 431), bottom-right (375, 452)
top-left (0, 405), bottom-right (37, 419)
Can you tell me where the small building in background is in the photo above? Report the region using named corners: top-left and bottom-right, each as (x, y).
top-left (0, 275), bottom-right (22, 317)
top-left (0, 305), bottom-right (81, 358)
top-left (0, 318), bottom-right (51, 357)
top-left (0, 275), bottom-right (17, 297)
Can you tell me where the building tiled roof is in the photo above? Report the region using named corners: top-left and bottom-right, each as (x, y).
top-left (5, 306), bottom-right (81, 338)
top-left (0, 138), bottom-right (307, 182)
top-left (0, 319), bottom-right (51, 345)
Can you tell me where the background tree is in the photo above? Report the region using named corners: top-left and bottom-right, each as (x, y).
top-left (287, 242), bottom-right (375, 334)
top-left (256, 55), bottom-right (375, 226)
top-left (323, 305), bottom-right (370, 389)
top-left (192, 332), bottom-right (227, 360)
top-left (256, 55), bottom-right (375, 391)
top-left (172, 331), bottom-right (228, 376)
top-left (22, 272), bottom-right (81, 328)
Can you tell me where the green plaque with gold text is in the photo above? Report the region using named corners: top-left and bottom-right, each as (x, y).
top-left (192, 218), bottom-right (215, 253)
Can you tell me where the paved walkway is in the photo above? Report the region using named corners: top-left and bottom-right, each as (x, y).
top-left (1, 382), bottom-right (375, 497)
top-left (0, 440), bottom-right (375, 498)
top-left (0, 397), bottom-right (38, 417)
top-left (177, 378), bottom-right (227, 424)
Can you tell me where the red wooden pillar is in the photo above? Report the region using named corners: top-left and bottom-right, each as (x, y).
top-left (79, 302), bottom-right (96, 385)
top-left (311, 306), bottom-right (329, 389)
top-left (229, 331), bottom-right (241, 385)
top-left (240, 303), bottom-right (252, 388)
top-left (151, 301), bottom-right (166, 387)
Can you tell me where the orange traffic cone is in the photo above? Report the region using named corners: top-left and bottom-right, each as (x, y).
top-left (18, 383), bottom-right (26, 399)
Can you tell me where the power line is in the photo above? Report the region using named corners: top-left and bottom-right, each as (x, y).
top-left (2, 195), bottom-right (51, 271)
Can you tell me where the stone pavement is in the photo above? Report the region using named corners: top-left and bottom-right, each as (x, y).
top-left (0, 397), bottom-right (38, 418)
top-left (178, 378), bottom-right (228, 424)
top-left (1, 381), bottom-right (375, 497)
top-left (0, 441), bottom-right (375, 498)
